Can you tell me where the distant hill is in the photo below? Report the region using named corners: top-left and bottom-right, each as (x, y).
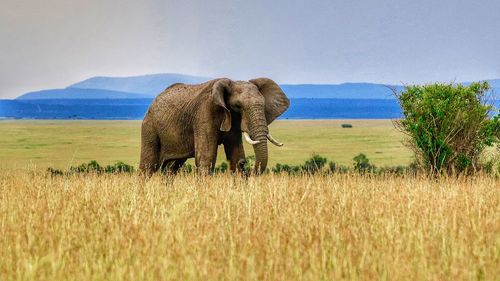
top-left (17, 88), bottom-right (149, 100)
top-left (68, 73), bottom-right (400, 99)
top-left (15, 73), bottom-right (500, 100)
top-left (69, 73), bottom-right (211, 96)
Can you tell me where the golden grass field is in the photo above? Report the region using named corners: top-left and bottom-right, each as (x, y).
top-left (0, 119), bottom-right (411, 170)
top-left (0, 120), bottom-right (498, 280)
top-left (0, 172), bottom-right (498, 280)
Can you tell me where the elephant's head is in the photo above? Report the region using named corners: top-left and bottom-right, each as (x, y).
top-left (212, 78), bottom-right (290, 174)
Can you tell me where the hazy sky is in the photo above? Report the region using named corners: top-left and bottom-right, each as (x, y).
top-left (1, 0), bottom-right (499, 98)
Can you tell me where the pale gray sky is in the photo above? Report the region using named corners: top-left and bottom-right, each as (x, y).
top-left (1, 0), bottom-right (499, 98)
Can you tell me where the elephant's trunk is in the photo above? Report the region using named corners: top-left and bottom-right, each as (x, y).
top-left (247, 106), bottom-right (269, 175)
top-left (252, 141), bottom-right (268, 175)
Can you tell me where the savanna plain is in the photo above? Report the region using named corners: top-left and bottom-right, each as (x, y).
top-left (0, 120), bottom-right (499, 280)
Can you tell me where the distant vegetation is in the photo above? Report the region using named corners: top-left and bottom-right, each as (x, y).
top-left (48, 160), bottom-right (134, 175)
top-left (49, 152), bottom-right (499, 177)
top-left (47, 154), bottom-right (396, 177)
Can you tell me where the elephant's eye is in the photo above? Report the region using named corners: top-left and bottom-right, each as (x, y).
top-left (233, 104), bottom-right (242, 111)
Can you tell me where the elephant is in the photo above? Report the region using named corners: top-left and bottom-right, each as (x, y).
top-left (139, 77), bottom-right (290, 175)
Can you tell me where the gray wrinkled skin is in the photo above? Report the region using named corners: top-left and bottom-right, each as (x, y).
top-left (139, 78), bottom-right (290, 176)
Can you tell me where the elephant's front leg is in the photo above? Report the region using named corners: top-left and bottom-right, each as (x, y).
top-left (223, 134), bottom-right (246, 173)
top-left (194, 131), bottom-right (219, 174)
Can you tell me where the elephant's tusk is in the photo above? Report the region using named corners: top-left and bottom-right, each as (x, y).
top-left (243, 132), bottom-right (261, 145)
top-left (267, 133), bottom-right (284, 147)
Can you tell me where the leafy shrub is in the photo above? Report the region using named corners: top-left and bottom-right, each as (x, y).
top-left (302, 154), bottom-right (328, 174)
top-left (353, 153), bottom-right (376, 174)
top-left (328, 161), bottom-right (336, 172)
top-left (104, 161), bottom-right (135, 173)
top-left (70, 160), bottom-right (102, 173)
top-left (341, 124), bottom-right (353, 128)
top-left (214, 161), bottom-right (228, 173)
top-left (395, 82), bottom-right (499, 175)
top-left (271, 154), bottom-right (328, 175)
top-left (272, 163), bottom-right (301, 174)
top-left (376, 165), bottom-right (406, 176)
top-left (328, 161), bottom-right (349, 173)
top-left (47, 167), bottom-right (64, 176)
top-left (182, 163), bottom-right (194, 173)
top-left (239, 155), bottom-right (255, 175)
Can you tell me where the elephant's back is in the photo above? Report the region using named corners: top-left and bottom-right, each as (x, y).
top-left (153, 82), bottom-right (210, 106)
top-left (145, 81), bottom-right (211, 131)
top-left (159, 83), bottom-right (202, 99)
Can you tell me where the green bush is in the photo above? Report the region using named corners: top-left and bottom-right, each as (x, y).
top-left (341, 124), bottom-right (353, 128)
top-left (395, 82), bottom-right (499, 175)
top-left (183, 163), bottom-right (194, 173)
top-left (272, 163), bottom-right (301, 174)
top-left (104, 161), bottom-right (135, 173)
top-left (328, 161), bottom-right (336, 172)
top-left (47, 167), bottom-right (64, 176)
top-left (302, 154), bottom-right (328, 174)
top-left (70, 160), bottom-right (102, 173)
top-left (214, 161), bottom-right (228, 173)
top-left (238, 155), bottom-right (254, 175)
top-left (376, 165), bottom-right (407, 176)
top-left (328, 161), bottom-right (349, 173)
top-left (352, 153), bottom-right (376, 174)
top-left (271, 154), bottom-right (328, 175)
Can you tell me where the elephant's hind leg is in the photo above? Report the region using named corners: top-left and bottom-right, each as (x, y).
top-left (139, 129), bottom-right (160, 177)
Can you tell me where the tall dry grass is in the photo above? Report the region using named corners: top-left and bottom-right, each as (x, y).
top-left (0, 170), bottom-right (498, 280)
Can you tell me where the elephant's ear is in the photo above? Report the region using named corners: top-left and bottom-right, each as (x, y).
top-left (212, 78), bottom-right (232, 132)
top-left (250, 78), bottom-right (290, 124)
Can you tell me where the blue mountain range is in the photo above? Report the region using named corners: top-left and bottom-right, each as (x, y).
top-left (17, 88), bottom-right (148, 100)
top-left (68, 73), bottom-right (211, 96)
top-left (15, 73), bottom-right (500, 100)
